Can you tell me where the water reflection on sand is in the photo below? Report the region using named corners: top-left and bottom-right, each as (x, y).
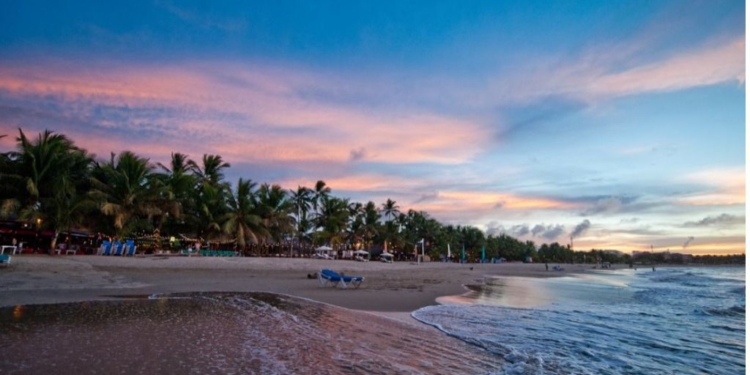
top-left (440, 271), bottom-right (635, 308)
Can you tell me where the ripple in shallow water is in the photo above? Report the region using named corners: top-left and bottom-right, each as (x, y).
top-left (0, 292), bottom-right (502, 375)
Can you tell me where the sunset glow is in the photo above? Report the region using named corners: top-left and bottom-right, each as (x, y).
top-left (0, 0), bottom-right (744, 254)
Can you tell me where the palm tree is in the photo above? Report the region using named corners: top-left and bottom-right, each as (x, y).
top-left (192, 183), bottom-right (225, 241)
top-left (187, 154), bottom-right (231, 241)
top-left (189, 154), bottom-right (230, 187)
top-left (44, 149), bottom-right (98, 249)
top-left (295, 212), bottom-right (315, 255)
top-left (222, 178), bottom-right (267, 250)
top-left (256, 183), bottom-right (294, 243)
top-left (290, 186), bottom-right (312, 219)
top-left (156, 153), bottom-right (196, 232)
top-left (157, 153), bottom-right (195, 198)
top-left (1, 129), bottom-right (95, 250)
top-left (346, 201), bottom-right (365, 247)
top-left (2, 129), bottom-right (79, 211)
top-left (315, 196), bottom-right (349, 248)
top-left (90, 151), bottom-right (164, 236)
top-left (289, 186), bottom-right (313, 254)
top-left (362, 201), bottom-right (380, 250)
top-left (381, 198), bottom-right (400, 222)
top-left (311, 180), bottom-right (331, 212)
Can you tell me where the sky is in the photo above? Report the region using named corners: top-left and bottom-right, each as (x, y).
top-left (0, 0), bottom-right (745, 255)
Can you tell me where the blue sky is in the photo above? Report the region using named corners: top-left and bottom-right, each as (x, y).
top-left (0, 0), bottom-right (745, 254)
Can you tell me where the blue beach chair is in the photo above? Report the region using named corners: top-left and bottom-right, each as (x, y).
top-left (0, 254), bottom-right (10, 266)
top-left (100, 241), bottom-right (112, 255)
top-left (112, 241), bottom-right (124, 256)
top-left (318, 269), bottom-right (365, 289)
top-left (125, 240), bottom-right (137, 256)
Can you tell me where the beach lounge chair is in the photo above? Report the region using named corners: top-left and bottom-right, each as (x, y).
top-left (0, 254), bottom-right (10, 266)
top-left (125, 240), bottom-right (137, 256)
top-left (318, 269), bottom-right (365, 289)
top-left (54, 243), bottom-right (66, 255)
top-left (99, 241), bottom-right (112, 255)
top-left (112, 241), bottom-right (124, 256)
top-left (1, 245), bottom-right (16, 255)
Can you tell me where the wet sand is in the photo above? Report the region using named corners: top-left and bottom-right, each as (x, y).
top-left (0, 256), bottom-right (620, 374)
top-left (0, 292), bottom-right (504, 375)
top-left (0, 255), bottom-right (602, 311)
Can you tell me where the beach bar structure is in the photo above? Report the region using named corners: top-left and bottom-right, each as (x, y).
top-left (354, 249), bottom-right (370, 261)
top-left (315, 246), bottom-right (336, 259)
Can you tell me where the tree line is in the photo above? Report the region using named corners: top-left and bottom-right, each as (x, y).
top-left (0, 128), bottom-right (693, 263)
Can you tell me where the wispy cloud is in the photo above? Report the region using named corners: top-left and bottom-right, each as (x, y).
top-left (584, 37), bottom-right (745, 98)
top-left (439, 35), bottom-right (745, 110)
top-left (156, 0), bottom-right (248, 32)
top-left (683, 214), bottom-right (745, 228)
top-left (413, 190), bottom-right (576, 217)
top-left (0, 61), bottom-right (491, 165)
top-left (675, 167), bottom-right (745, 206)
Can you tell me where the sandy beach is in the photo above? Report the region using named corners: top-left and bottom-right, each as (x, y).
top-left (0, 255), bottom-right (597, 311)
top-left (2, 256), bottom-right (742, 375)
top-left (0, 255), bottom-right (578, 374)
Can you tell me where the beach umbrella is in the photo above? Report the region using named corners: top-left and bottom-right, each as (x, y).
top-left (448, 244), bottom-right (451, 259)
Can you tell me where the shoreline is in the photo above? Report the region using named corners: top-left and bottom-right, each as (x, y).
top-left (0, 254), bottom-right (690, 312)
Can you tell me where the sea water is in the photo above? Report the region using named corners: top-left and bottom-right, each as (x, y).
top-left (412, 266), bottom-right (745, 375)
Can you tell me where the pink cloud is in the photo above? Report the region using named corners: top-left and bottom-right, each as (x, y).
top-left (432, 36), bottom-right (746, 108)
top-left (675, 167), bottom-right (745, 206)
top-left (0, 60), bottom-right (490, 165)
top-left (586, 38), bottom-right (745, 97)
top-left (410, 191), bottom-right (576, 225)
top-left (275, 174), bottom-right (422, 193)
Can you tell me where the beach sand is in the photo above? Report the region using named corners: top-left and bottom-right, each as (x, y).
top-left (0, 255), bottom-right (599, 311)
top-left (0, 255), bottom-right (620, 374)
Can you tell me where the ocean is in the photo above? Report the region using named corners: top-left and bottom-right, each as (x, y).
top-left (0, 266), bottom-right (744, 374)
top-left (413, 266), bottom-right (746, 374)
